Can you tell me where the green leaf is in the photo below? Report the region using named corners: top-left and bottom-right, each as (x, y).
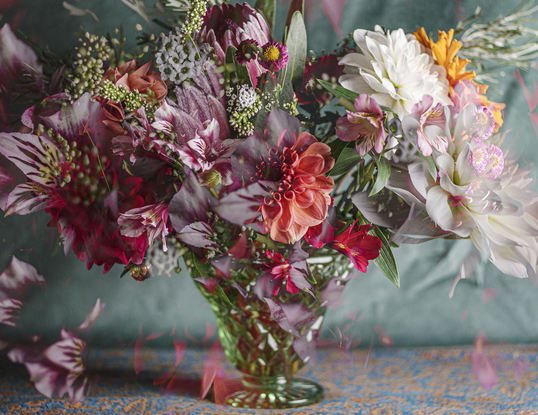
top-left (214, 285), bottom-right (235, 309)
top-left (284, 0), bottom-right (304, 40)
top-left (192, 252), bottom-right (211, 278)
top-left (357, 218), bottom-right (400, 287)
top-left (317, 79), bottom-right (359, 102)
top-left (419, 153), bottom-right (438, 181)
top-left (369, 155), bottom-right (391, 196)
top-left (328, 138), bottom-right (350, 161)
top-left (280, 11), bottom-right (307, 89)
top-left (372, 226), bottom-right (400, 288)
top-left (255, 0), bottom-right (276, 32)
top-left (330, 147), bottom-right (361, 177)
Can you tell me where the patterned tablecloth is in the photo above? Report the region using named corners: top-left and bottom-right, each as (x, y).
top-left (1, 345), bottom-right (538, 414)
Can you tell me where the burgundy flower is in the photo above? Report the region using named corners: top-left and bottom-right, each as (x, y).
top-left (118, 200), bottom-right (172, 252)
top-left (336, 94), bottom-right (387, 157)
top-left (236, 39), bottom-right (259, 64)
top-left (0, 94), bottom-right (153, 272)
top-left (329, 221), bottom-right (381, 272)
top-left (201, 2), bottom-right (271, 86)
top-left (296, 55), bottom-right (344, 105)
top-left (259, 41), bottom-right (289, 72)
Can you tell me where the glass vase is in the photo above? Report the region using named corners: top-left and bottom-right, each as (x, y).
top-left (187, 249), bottom-right (349, 409)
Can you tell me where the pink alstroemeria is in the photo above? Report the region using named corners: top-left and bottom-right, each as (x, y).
top-left (329, 222), bottom-right (381, 272)
top-left (263, 251), bottom-right (312, 295)
top-left (8, 329), bottom-right (89, 402)
top-left (336, 94), bottom-right (387, 157)
top-left (118, 200), bottom-right (172, 252)
top-left (402, 94), bottom-right (449, 156)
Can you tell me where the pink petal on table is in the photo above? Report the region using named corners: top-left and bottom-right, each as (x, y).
top-left (199, 340), bottom-right (221, 400)
top-left (481, 288), bottom-right (498, 305)
top-left (320, 0), bottom-right (348, 37)
top-left (374, 325), bottom-right (394, 346)
top-left (213, 369), bottom-right (242, 405)
top-left (513, 356), bottom-right (530, 379)
top-left (77, 298), bottom-right (105, 331)
top-left (472, 331), bottom-right (498, 390)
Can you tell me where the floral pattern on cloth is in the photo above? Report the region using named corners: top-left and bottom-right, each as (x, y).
top-left (1, 345), bottom-right (537, 414)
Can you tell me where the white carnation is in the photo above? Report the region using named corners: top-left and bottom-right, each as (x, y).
top-left (339, 25), bottom-right (452, 119)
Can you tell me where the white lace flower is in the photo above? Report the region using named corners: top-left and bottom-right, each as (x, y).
top-left (339, 25), bottom-right (452, 119)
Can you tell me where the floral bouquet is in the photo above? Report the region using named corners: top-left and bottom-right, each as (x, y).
top-left (1, 0), bottom-right (538, 409)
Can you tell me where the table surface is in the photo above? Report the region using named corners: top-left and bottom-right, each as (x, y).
top-left (1, 345), bottom-right (538, 414)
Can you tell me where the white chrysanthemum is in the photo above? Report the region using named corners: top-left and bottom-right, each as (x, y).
top-left (339, 25), bottom-right (452, 119)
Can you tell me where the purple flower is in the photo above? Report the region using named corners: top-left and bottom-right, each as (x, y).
top-left (336, 94), bottom-right (387, 157)
top-left (8, 329), bottom-right (89, 402)
top-left (259, 41), bottom-right (289, 72)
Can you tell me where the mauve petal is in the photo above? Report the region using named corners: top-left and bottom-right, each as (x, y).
top-left (4, 182), bottom-right (49, 216)
top-left (336, 117), bottom-right (363, 142)
top-left (115, 72), bottom-right (130, 90)
top-left (24, 362), bottom-right (63, 399)
top-left (77, 298), bottom-right (106, 331)
top-left (132, 61), bottom-right (152, 77)
top-left (128, 75), bottom-right (152, 93)
top-left (0, 256), bottom-right (46, 293)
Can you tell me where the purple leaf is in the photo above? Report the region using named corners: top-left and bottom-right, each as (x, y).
top-left (212, 181), bottom-right (274, 227)
top-left (210, 256), bottom-right (234, 280)
top-left (293, 332), bottom-right (319, 366)
top-left (177, 222), bottom-right (217, 249)
top-left (168, 169), bottom-right (211, 232)
top-left (77, 298), bottom-right (106, 331)
top-left (320, 278), bottom-right (345, 310)
top-left (264, 298), bottom-right (300, 336)
top-left (288, 242), bottom-right (309, 264)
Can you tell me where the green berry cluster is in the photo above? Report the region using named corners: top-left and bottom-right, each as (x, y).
top-left (65, 33), bottom-right (112, 100)
top-left (182, 0), bottom-right (207, 39)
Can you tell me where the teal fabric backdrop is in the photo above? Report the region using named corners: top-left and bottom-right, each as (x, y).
top-left (1, 0), bottom-right (538, 348)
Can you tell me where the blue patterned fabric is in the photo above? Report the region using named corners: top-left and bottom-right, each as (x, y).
top-left (1, 345), bottom-right (537, 414)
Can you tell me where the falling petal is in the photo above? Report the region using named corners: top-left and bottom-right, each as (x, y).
top-left (460, 310), bottom-right (469, 322)
top-left (199, 340), bottom-right (221, 400)
top-left (374, 325), bottom-right (394, 346)
top-left (0, 256), bottom-right (45, 293)
top-left (77, 299), bottom-right (106, 331)
top-left (481, 288), bottom-right (498, 305)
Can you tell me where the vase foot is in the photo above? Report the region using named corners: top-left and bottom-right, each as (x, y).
top-left (224, 377), bottom-right (324, 409)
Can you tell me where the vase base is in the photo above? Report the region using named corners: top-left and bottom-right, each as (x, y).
top-left (224, 377), bottom-right (324, 409)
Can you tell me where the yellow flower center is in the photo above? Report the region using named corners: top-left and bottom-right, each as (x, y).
top-left (264, 46), bottom-right (280, 61)
top-left (490, 154), bottom-right (500, 169)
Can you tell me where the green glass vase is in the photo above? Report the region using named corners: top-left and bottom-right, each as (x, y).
top-left (187, 249), bottom-right (348, 409)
